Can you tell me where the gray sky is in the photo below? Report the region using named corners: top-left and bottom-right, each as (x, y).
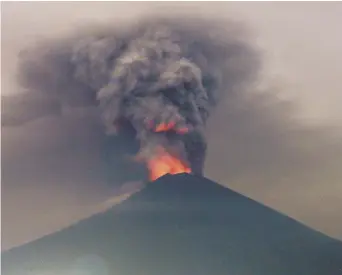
top-left (2, 2), bottom-right (342, 251)
top-left (2, 2), bottom-right (342, 122)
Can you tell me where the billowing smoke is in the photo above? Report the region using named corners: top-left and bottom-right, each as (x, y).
top-left (14, 17), bottom-right (260, 176)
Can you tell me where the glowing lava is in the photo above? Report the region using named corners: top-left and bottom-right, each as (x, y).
top-left (148, 146), bottom-right (191, 181)
top-left (147, 120), bottom-right (189, 134)
top-left (141, 120), bottom-right (192, 180)
top-left (154, 121), bottom-right (176, 132)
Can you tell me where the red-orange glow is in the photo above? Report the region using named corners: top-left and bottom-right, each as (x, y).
top-left (148, 146), bottom-right (191, 181)
top-left (151, 121), bottom-right (189, 134)
top-left (154, 121), bottom-right (177, 132)
top-left (143, 120), bottom-right (191, 180)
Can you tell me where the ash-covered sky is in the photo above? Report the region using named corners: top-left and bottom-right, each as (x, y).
top-left (1, 2), bottom-right (342, 251)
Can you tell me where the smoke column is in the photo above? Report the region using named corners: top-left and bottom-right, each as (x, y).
top-left (16, 17), bottom-right (260, 176)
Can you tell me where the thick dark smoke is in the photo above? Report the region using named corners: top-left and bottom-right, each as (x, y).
top-left (14, 17), bottom-right (260, 176)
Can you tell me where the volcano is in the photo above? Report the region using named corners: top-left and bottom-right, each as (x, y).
top-left (2, 174), bottom-right (342, 275)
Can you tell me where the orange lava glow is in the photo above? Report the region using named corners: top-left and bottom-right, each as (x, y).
top-left (148, 146), bottom-right (191, 181)
top-left (154, 121), bottom-right (176, 132)
top-left (154, 122), bottom-right (189, 134)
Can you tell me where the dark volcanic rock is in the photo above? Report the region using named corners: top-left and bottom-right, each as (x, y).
top-left (2, 174), bottom-right (342, 275)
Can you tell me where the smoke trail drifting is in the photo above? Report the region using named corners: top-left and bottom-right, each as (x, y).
top-left (15, 17), bottom-right (260, 176)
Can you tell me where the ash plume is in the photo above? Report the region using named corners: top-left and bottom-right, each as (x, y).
top-left (14, 17), bottom-right (260, 176)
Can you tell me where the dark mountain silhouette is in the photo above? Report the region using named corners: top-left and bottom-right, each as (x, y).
top-left (2, 173), bottom-right (342, 275)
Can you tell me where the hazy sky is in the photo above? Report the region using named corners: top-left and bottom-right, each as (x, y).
top-left (2, 2), bottom-right (342, 123)
top-left (2, 2), bottom-right (342, 251)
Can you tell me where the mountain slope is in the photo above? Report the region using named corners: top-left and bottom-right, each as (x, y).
top-left (2, 174), bottom-right (342, 275)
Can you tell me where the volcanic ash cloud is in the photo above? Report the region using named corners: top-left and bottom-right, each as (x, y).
top-left (17, 17), bottom-right (260, 177)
